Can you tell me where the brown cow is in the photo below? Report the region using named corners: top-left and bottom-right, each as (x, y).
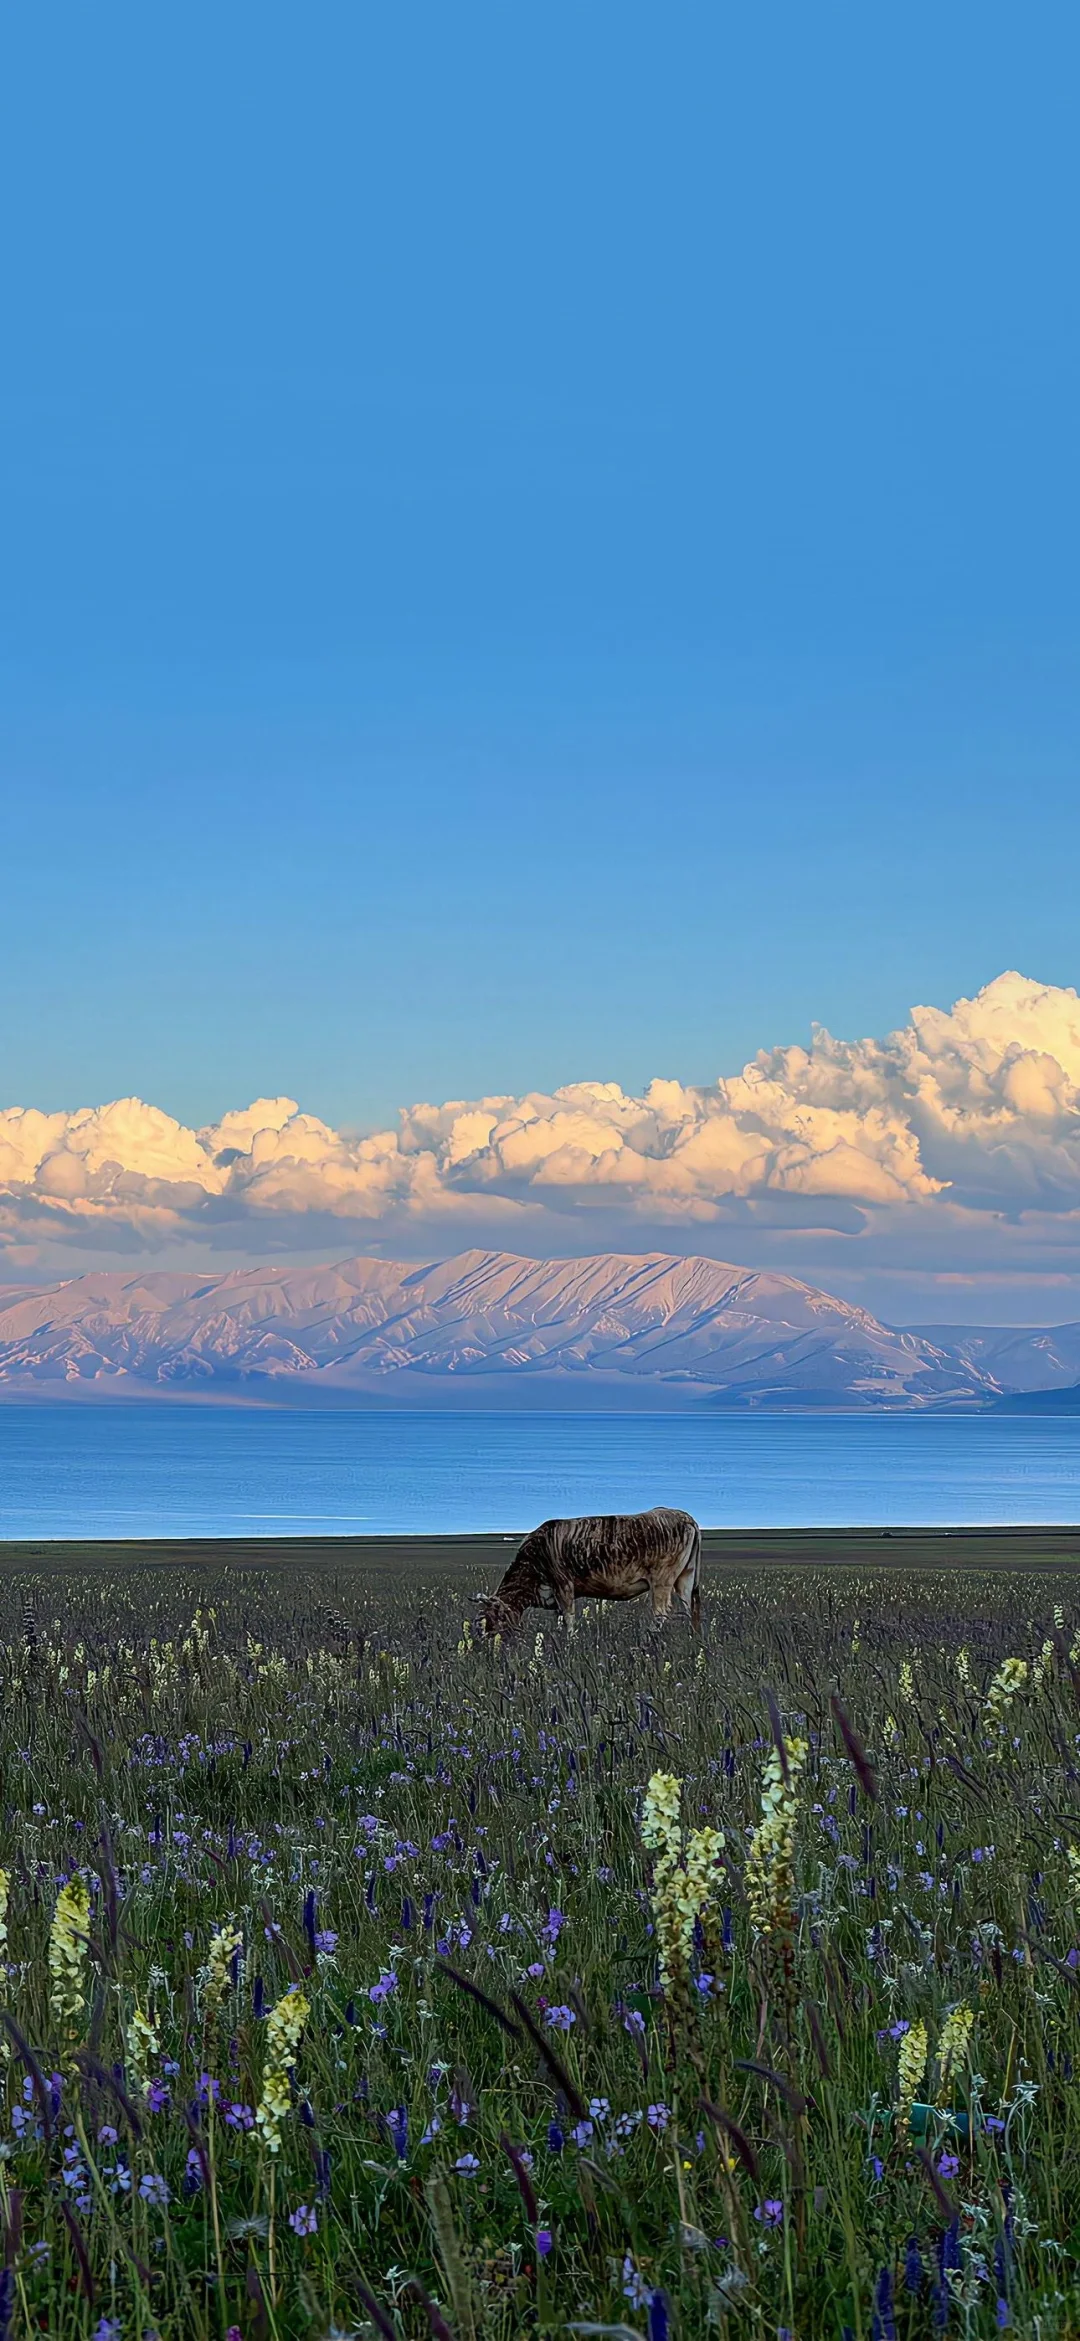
top-left (482, 1505), bottom-right (702, 1637)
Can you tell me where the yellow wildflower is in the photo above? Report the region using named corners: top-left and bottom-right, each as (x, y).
top-left (641, 1771), bottom-right (683, 1870)
top-left (983, 1658), bottom-right (1028, 1756)
top-left (49, 1877), bottom-right (91, 2027)
top-left (641, 1772), bottom-right (685, 1996)
top-left (897, 2018), bottom-right (928, 2139)
top-left (126, 2005), bottom-right (159, 2097)
top-left (745, 1738), bottom-right (808, 1939)
top-left (640, 1776), bottom-right (723, 2002)
top-left (938, 2003), bottom-right (974, 2090)
top-left (255, 1986), bottom-right (310, 2153)
top-left (203, 1921), bottom-right (243, 2012)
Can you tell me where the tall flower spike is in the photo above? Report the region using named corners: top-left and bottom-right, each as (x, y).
top-left (0, 1870), bottom-right (8, 2060)
top-left (204, 1921), bottom-right (243, 2013)
top-left (982, 1658), bottom-right (1028, 1758)
top-left (641, 1772), bottom-right (686, 1998)
top-left (255, 1987), bottom-right (311, 2153)
top-left (938, 2004), bottom-right (974, 2091)
top-left (49, 1877), bottom-right (91, 2028)
top-left (126, 2005), bottom-right (160, 2098)
top-left (897, 2019), bottom-right (928, 2140)
top-left (641, 1777), bottom-right (724, 2004)
top-left (745, 1738), bottom-right (808, 1939)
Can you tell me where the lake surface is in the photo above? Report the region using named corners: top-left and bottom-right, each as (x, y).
top-left (0, 1404), bottom-right (1078, 1539)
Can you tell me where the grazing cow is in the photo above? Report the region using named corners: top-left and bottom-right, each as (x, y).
top-left (482, 1506), bottom-right (702, 1637)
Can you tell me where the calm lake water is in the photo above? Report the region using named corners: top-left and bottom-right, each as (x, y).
top-left (0, 1404), bottom-right (1078, 1539)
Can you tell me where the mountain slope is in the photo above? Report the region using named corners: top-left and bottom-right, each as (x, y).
top-left (0, 1248), bottom-right (1002, 1407)
top-left (909, 1321), bottom-right (1080, 1395)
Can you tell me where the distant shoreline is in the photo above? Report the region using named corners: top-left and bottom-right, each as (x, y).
top-left (1, 1525), bottom-right (1078, 1573)
top-left (1, 1386), bottom-right (1076, 1414)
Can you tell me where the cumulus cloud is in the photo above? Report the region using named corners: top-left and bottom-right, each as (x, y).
top-left (4, 973), bottom-right (1080, 1297)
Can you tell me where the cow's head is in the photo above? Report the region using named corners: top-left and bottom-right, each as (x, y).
top-left (480, 1593), bottom-right (521, 1640)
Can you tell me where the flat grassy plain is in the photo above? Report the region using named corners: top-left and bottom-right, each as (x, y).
top-left (1, 1528), bottom-right (1079, 2340)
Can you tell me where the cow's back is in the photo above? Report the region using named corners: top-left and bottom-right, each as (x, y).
top-left (549, 1505), bottom-right (696, 1592)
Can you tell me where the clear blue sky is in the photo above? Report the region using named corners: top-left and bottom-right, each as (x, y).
top-left (3, 3), bottom-right (1078, 1131)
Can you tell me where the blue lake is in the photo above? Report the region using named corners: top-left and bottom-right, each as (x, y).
top-left (0, 1404), bottom-right (1078, 1539)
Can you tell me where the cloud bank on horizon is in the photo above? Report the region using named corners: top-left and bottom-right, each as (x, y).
top-left (4, 972), bottom-right (1080, 1298)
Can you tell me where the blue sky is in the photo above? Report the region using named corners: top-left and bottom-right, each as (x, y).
top-left (2, 4), bottom-right (1079, 1152)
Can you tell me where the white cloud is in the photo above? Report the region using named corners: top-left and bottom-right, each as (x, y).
top-left (4, 973), bottom-right (1080, 1298)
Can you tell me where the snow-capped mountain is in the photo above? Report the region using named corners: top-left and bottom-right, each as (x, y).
top-left (0, 1247), bottom-right (1033, 1407)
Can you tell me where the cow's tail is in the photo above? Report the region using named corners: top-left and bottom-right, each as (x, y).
top-left (688, 1519), bottom-right (702, 1632)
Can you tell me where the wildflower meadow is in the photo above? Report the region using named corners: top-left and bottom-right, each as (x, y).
top-left (1, 1550), bottom-right (1079, 2339)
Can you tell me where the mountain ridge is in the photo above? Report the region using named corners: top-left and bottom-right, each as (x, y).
top-left (0, 1245), bottom-right (1059, 1408)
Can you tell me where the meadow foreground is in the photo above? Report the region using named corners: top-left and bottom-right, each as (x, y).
top-left (0, 1541), bottom-right (1079, 2338)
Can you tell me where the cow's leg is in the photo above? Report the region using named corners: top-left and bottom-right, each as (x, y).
top-left (649, 1576), bottom-right (675, 1628)
top-left (552, 1562), bottom-right (576, 1631)
top-left (676, 1561), bottom-right (697, 1619)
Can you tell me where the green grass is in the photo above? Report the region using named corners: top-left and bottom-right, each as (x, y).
top-left (0, 1551), bottom-right (1079, 2339)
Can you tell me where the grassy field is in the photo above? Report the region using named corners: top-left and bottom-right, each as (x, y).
top-left (0, 1532), bottom-right (1079, 2339)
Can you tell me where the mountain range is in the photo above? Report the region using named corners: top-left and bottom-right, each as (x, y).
top-left (1, 1248), bottom-right (1078, 1408)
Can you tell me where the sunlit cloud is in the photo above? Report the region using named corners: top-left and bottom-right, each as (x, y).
top-left (3, 973), bottom-right (1080, 1302)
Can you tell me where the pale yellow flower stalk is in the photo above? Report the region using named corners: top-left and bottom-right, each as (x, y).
top-left (682, 1824), bottom-right (725, 1966)
top-left (745, 1737), bottom-right (808, 1939)
top-left (0, 1869), bottom-right (8, 2061)
top-left (641, 1778), bottom-right (725, 1997)
top-left (897, 2018), bottom-right (928, 2139)
top-left (938, 2003), bottom-right (975, 2091)
top-left (1034, 1638), bottom-right (1055, 1688)
top-left (641, 1771), bottom-right (686, 1996)
top-left (49, 1877), bottom-right (91, 2026)
top-left (641, 1771), bottom-right (683, 1872)
top-left (255, 1986), bottom-right (310, 2153)
top-left (899, 1660), bottom-right (915, 1704)
top-left (983, 1657), bottom-right (1028, 1756)
top-left (203, 1921), bottom-right (242, 2013)
top-left (956, 1647), bottom-right (970, 1686)
top-left (883, 1714), bottom-right (901, 1752)
top-left (684, 1825), bottom-right (725, 1917)
top-left (126, 2005), bottom-right (160, 2097)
